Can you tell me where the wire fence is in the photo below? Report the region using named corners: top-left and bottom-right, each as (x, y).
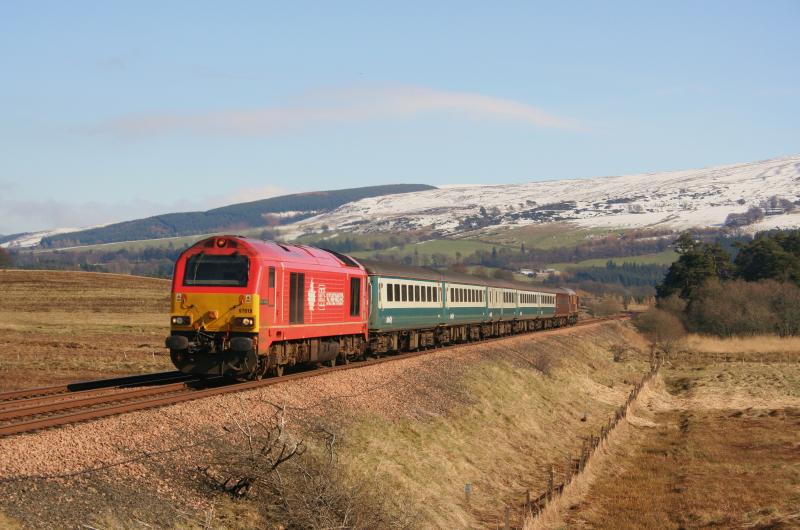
top-left (496, 357), bottom-right (662, 529)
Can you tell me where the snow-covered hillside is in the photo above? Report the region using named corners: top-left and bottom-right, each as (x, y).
top-left (0, 228), bottom-right (85, 249)
top-left (291, 155), bottom-right (800, 235)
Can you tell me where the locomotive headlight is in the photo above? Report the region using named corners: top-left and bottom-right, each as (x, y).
top-left (235, 317), bottom-right (255, 327)
top-left (171, 315), bottom-right (191, 326)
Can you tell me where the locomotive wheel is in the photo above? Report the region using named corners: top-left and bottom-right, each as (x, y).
top-left (275, 365), bottom-right (285, 377)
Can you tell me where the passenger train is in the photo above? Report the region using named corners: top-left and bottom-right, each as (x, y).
top-left (165, 236), bottom-right (579, 379)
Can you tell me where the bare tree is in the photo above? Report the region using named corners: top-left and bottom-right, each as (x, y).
top-left (201, 404), bottom-right (305, 497)
top-left (200, 403), bottom-right (413, 529)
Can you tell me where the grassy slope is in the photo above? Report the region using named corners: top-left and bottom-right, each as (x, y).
top-left (547, 249), bottom-right (678, 270)
top-left (339, 323), bottom-right (651, 528)
top-left (476, 223), bottom-right (613, 250)
top-left (534, 338), bottom-right (800, 529)
top-left (349, 238), bottom-right (501, 260)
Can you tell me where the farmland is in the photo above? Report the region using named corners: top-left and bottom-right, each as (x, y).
top-left (0, 270), bottom-right (172, 390)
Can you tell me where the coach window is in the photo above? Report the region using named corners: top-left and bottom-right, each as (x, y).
top-left (402, 284), bottom-right (408, 302)
top-left (415, 285), bottom-right (420, 302)
top-left (387, 283), bottom-right (394, 302)
top-left (350, 278), bottom-right (361, 317)
top-left (394, 284), bottom-right (400, 302)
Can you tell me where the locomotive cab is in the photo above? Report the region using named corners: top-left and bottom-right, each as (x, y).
top-left (166, 237), bottom-right (265, 378)
top-left (165, 235), bottom-right (371, 380)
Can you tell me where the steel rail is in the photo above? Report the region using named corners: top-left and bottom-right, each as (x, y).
top-left (0, 381), bottom-right (197, 422)
top-left (0, 371), bottom-right (191, 407)
top-left (0, 373), bottom-right (195, 413)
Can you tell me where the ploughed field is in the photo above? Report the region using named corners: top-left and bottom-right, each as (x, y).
top-left (0, 270), bottom-right (172, 390)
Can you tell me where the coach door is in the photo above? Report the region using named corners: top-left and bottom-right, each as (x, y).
top-left (348, 276), bottom-right (362, 320)
top-left (289, 272), bottom-right (305, 324)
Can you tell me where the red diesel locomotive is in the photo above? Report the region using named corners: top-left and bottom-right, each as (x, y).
top-left (166, 236), bottom-right (368, 379)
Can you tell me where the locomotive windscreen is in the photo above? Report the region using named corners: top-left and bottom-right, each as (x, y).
top-left (183, 253), bottom-right (249, 287)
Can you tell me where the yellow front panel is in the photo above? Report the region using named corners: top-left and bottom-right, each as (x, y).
top-left (170, 292), bottom-right (259, 332)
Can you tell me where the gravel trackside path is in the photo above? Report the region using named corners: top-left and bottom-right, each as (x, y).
top-left (0, 320), bottom-right (629, 528)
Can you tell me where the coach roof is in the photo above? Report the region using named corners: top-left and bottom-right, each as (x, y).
top-left (355, 258), bottom-right (565, 294)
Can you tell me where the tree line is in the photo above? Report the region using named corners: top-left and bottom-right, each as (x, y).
top-left (656, 230), bottom-right (800, 336)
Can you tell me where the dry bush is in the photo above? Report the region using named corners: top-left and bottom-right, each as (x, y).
top-left (687, 279), bottom-right (800, 337)
top-left (586, 297), bottom-right (622, 317)
top-left (656, 293), bottom-right (686, 318)
top-left (201, 405), bottom-right (305, 498)
top-left (609, 343), bottom-right (628, 362)
top-left (634, 308), bottom-right (685, 354)
top-left (201, 405), bottom-right (411, 529)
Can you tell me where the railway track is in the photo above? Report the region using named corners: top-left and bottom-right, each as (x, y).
top-left (0, 315), bottom-right (626, 438)
top-left (0, 371), bottom-right (192, 406)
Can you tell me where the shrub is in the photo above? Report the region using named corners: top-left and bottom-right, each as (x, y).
top-left (634, 308), bottom-right (685, 353)
top-left (687, 279), bottom-right (800, 337)
top-left (201, 406), bottom-right (410, 529)
top-left (586, 297), bottom-right (622, 317)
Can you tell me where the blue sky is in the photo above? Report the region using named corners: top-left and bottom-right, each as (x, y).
top-left (1, 1), bottom-right (798, 234)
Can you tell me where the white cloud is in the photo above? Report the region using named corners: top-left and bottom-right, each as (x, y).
top-left (0, 186), bottom-right (288, 234)
top-left (95, 85), bottom-right (584, 138)
top-left (0, 196), bottom-right (213, 235)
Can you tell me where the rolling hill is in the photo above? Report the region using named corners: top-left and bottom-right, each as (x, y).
top-left (30, 184), bottom-right (435, 248)
top-left (290, 154), bottom-right (800, 236)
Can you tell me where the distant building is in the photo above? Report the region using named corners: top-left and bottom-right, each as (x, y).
top-left (520, 268), bottom-right (561, 279)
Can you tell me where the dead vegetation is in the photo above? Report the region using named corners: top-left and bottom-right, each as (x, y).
top-left (528, 337), bottom-right (800, 529)
top-left (200, 405), bottom-right (412, 529)
top-left (0, 270), bottom-right (171, 390)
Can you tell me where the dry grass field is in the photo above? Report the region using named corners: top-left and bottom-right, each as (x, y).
top-left (0, 269), bottom-right (172, 390)
top-left (529, 339), bottom-right (800, 529)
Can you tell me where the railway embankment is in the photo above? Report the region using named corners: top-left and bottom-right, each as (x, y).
top-left (525, 338), bottom-right (800, 530)
top-left (0, 319), bottom-right (653, 528)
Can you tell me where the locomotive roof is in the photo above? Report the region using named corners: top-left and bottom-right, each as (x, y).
top-left (188, 236), bottom-right (366, 271)
top-left (355, 258), bottom-right (567, 294)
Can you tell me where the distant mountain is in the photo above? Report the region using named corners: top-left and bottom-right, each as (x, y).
top-left (290, 155), bottom-right (800, 236)
top-left (36, 184), bottom-right (435, 248)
